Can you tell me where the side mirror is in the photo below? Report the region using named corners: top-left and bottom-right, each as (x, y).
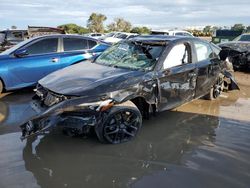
top-left (14, 48), bottom-right (28, 57)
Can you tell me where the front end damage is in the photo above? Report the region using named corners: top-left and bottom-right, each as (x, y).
top-left (219, 43), bottom-right (250, 70)
top-left (20, 86), bottom-right (115, 140)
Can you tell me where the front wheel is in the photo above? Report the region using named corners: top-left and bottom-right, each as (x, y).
top-left (96, 101), bottom-right (142, 144)
top-left (204, 78), bottom-right (224, 100)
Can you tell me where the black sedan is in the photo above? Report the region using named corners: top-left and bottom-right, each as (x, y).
top-left (20, 35), bottom-right (239, 144)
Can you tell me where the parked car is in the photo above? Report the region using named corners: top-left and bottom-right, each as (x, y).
top-left (151, 30), bottom-right (194, 37)
top-left (101, 32), bottom-right (138, 43)
top-left (212, 29), bottom-right (242, 44)
top-left (0, 30), bottom-right (28, 52)
top-left (218, 33), bottom-right (250, 70)
top-left (0, 34), bottom-right (110, 94)
top-left (84, 33), bottom-right (105, 39)
top-left (0, 27), bottom-right (66, 52)
top-left (20, 35), bottom-right (239, 144)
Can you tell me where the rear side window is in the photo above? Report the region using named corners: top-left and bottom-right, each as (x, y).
top-left (175, 32), bottom-right (184, 36)
top-left (63, 38), bottom-right (88, 51)
top-left (88, 40), bottom-right (97, 48)
top-left (117, 34), bottom-right (128, 39)
top-left (26, 38), bottom-right (58, 55)
top-left (194, 41), bottom-right (213, 61)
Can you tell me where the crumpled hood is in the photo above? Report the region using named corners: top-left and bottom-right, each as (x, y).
top-left (39, 61), bottom-right (146, 96)
top-left (219, 41), bottom-right (250, 52)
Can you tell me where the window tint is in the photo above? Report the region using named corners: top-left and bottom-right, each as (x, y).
top-left (194, 41), bottom-right (213, 61)
top-left (88, 40), bottom-right (97, 48)
top-left (26, 38), bottom-right (58, 55)
top-left (63, 38), bottom-right (88, 51)
top-left (117, 34), bottom-right (128, 39)
top-left (163, 43), bottom-right (190, 69)
top-left (183, 33), bottom-right (193, 37)
top-left (175, 32), bottom-right (184, 36)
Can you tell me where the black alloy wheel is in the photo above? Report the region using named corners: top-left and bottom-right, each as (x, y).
top-left (96, 101), bottom-right (142, 144)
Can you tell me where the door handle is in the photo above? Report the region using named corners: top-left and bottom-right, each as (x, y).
top-left (51, 58), bottom-right (59, 63)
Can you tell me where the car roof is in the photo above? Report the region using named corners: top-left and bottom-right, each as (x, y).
top-left (28, 34), bottom-right (99, 41)
top-left (129, 35), bottom-right (194, 42)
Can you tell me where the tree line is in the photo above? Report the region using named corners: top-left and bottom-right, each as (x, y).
top-left (58, 13), bottom-right (151, 35)
top-left (56, 12), bottom-right (250, 36)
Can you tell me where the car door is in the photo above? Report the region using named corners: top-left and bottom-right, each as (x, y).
top-left (157, 41), bottom-right (197, 111)
top-left (8, 37), bottom-right (60, 86)
top-left (59, 37), bottom-right (97, 68)
top-left (194, 40), bottom-right (218, 98)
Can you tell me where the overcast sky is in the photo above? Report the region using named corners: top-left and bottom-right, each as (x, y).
top-left (0, 0), bottom-right (249, 30)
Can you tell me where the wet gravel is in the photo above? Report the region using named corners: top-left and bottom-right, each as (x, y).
top-left (0, 72), bottom-right (249, 188)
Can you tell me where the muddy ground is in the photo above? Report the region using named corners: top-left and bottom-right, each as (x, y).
top-left (0, 72), bottom-right (249, 188)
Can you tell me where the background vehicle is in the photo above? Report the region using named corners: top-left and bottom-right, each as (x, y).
top-left (212, 29), bottom-right (242, 44)
top-left (0, 26), bottom-right (66, 52)
top-left (0, 30), bottom-right (28, 52)
top-left (151, 30), bottom-right (194, 37)
top-left (218, 33), bottom-right (250, 70)
top-left (101, 32), bottom-right (138, 43)
top-left (84, 33), bottom-right (105, 39)
top-left (20, 35), bottom-right (238, 144)
top-left (0, 34), bottom-right (110, 94)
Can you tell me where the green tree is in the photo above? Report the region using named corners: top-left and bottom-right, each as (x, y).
top-left (131, 26), bottom-right (151, 34)
top-left (87, 13), bottom-right (107, 33)
top-left (231, 24), bottom-right (245, 32)
top-left (107, 18), bottom-right (132, 32)
top-left (58, 24), bottom-right (89, 34)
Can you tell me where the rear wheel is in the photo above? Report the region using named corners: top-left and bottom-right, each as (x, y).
top-left (0, 80), bottom-right (3, 94)
top-left (96, 101), bottom-right (142, 144)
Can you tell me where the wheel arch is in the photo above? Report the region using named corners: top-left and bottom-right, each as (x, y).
top-left (0, 76), bottom-right (6, 92)
top-left (130, 96), bottom-right (156, 119)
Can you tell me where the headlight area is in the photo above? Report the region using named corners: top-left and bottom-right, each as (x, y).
top-left (77, 99), bottom-right (114, 112)
top-left (20, 97), bottom-right (115, 140)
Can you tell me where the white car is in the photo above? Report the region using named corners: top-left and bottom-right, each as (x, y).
top-left (84, 33), bottom-right (105, 39)
top-left (102, 32), bottom-right (138, 43)
top-left (151, 30), bottom-right (194, 37)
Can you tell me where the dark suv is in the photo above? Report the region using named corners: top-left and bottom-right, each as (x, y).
top-left (21, 35), bottom-right (239, 144)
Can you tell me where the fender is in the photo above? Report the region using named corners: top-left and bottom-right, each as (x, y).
top-left (223, 70), bottom-right (240, 90)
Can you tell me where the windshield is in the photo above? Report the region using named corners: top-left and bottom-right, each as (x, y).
top-left (0, 37), bottom-right (34, 55)
top-left (95, 41), bottom-right (166, 71)
top-left (234, 34), bottom-right (250, 42)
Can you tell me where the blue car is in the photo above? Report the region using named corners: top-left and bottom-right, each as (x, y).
top-left (0, 34), bottom-right (110, 94)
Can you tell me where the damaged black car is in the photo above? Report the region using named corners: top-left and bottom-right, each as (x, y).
top-left (20, 36), bottom-right (239, 144)
top-left (218, 33), bottom-right (250, 70)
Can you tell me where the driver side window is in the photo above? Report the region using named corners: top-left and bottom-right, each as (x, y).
top-left (26, 38), bottom-right (58, 55)
top-left (163, 43), bottom-right (190, 69)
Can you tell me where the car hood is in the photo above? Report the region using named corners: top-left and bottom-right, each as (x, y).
top-left (39, 61), bottom-right (146, 96)
top-left (219, 41), bottom-right (250, 52)
top-left (0, 54), bottom-right (10, 60)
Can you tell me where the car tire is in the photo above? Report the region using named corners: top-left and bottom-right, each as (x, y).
top-left (204, 81), bottom-right (223, 100)
top-left (0, 80), bottom-right (3, 94)
top-left (95, 101), bottom-right (142, 144)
